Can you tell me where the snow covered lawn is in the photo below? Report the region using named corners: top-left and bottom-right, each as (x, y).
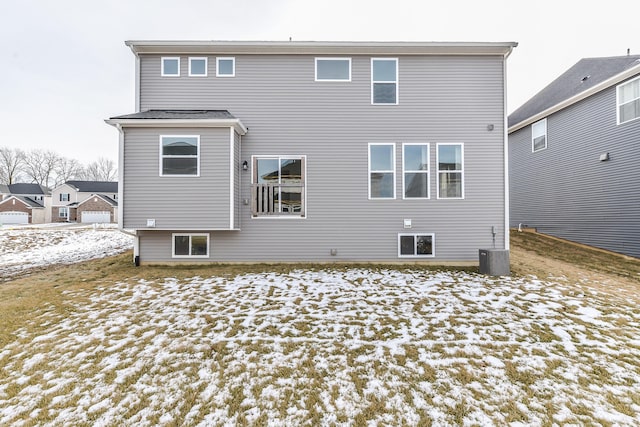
top-left (1, 267), bottom-right (639, 425)
top-left (0, 224), bottom-right (133, 280)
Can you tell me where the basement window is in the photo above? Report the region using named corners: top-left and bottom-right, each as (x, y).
top-left (172, 233), bottom-right (209, 258)
top-left (398, 233), bottom-right (435, 257)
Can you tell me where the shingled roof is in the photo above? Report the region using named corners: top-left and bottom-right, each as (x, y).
top-left (110, 110), bottom-right (236, 120)
top-left (7, 183), bottom-right (51, 195)
top-left (508, 55), bottom-right (640, 130)
top-left (65, 181), bottom-right (118, 193)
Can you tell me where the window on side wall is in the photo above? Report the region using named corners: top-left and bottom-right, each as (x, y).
top-left (617, 76), bottom-right (640, 124)
top-left (60, 193), bottom-right (70, 202)
top-left (252, 156), bottom-right (306, 217)
top-left (371, 58), bottom-right (398, 104)
top-left (217, 57), bottom-right (235, 77)
top-left (189, 57), bottom-right (207, 76)
top-left (161, 57), bottom-right (180, 76)
top-left (403, 143), bottom-right (430, 199)
top-left (531, 118), bottom-right (547, 152)
top-left (437, 143), bottom-right (464, 199)
top-left (172, 233), bottom-right (209, 258)
top-left (398, 233), bottom-right (435, 257)
top-left (315, 58), bottom-right (351, 81)
top-left (160, 135), bottom-right (199, 176)
top-left (369, 143), bottom-right (396, 199)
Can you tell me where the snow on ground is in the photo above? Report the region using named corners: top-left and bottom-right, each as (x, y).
top-left (1, 267), bottom-right (639, 425)
top-left (0, 224), bottom-right (133, 280)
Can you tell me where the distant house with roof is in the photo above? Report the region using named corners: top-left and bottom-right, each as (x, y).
top-left (0, 183), bottom-right (51, 224)
top-left (508, 54), bottom-right (640, 258)
top-left (51, 180), bottom-right (118, 223)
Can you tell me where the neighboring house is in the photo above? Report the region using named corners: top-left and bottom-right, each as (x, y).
top-left (107, 40), bottom-right (517, 264)
top-left (508, 55), bottom-right (640, 258)
top-left (0, 183), bottom-right (51, 224)
top-left (51, 180), bottom-right (118, 223)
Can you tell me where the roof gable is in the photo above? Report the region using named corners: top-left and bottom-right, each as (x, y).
top-left (0, 195), bottom-right (44, 208)
top-left (65, 181), bottom-right (118, 193)
top-left (77, 194), bottom-right (118, 207)
top-left (509, 55), bottom-right (640, 130)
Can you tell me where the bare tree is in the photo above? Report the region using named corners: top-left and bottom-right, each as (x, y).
top-left (54, 157), bottom-right (84, 186)
top-left (0, 147), bottom-right (24, 185)
top-left (83, 157), bottom-right (117, 181)
top-left (21, 149), bottom-right (60, 187)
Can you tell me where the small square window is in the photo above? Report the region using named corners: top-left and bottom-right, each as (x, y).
top-left (162, 57), bottom-right (180, 76)
top-left (217, 57), bottom-right (235, 77)
top-left (189, 57), bottom-right (207, 76)
top-left (398, 233), bottom-right (435, 257)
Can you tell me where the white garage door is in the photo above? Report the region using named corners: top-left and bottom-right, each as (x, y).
top-left (81, 211), bottom-right (111, 223)
top-left (0, 211), bottom-right (29, 224)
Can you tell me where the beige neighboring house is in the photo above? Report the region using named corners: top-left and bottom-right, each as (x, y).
top-left (51, 181), bottom-right (118, 223)
top-left (0, 183), bottom-right (51, 224)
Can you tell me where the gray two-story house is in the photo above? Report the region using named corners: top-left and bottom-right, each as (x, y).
top-left (107, 40), bottom-right (517, 264)
top-left (509, 55), bottom-right (640, 258)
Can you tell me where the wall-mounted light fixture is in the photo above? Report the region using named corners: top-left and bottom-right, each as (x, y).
top-left (242, 160), bottom-right (248, 171)
top-left (487, 124), bottom-right (494, 131)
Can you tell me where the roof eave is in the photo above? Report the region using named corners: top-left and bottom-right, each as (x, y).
top-left (125, 40), bottom-right (517, 56)
top-left (509, 62), bottom-right (640, 134)
top-left (105, 118), bottom-right (248, 135)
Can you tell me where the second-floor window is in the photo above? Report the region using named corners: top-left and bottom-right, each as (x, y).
top-left (161, 57), bottom-right (180, 76)
top-left (531, 118), bottom-right (547, 152)
top-left (315, 58), bottom-right (351, 81)
top-left (60, 193), bottom-right (70, 202)
top-left (371, 58), bottom-right (398, 105)
top-left (252, 156), bottom-right (305, 217)
top-left (160, 135), bottom-right (199, 176)
top-left (617, 76), bottom-right (640, 124)
top-left (189, 57), bottom-right (207, 76)
top-left (216, 57), bottom-right (235, 77)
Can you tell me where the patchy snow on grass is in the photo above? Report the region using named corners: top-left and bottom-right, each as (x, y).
top-left (0, 224), bottom-right (133, 280)
top-left (1, 268), bottom-right (639, 426)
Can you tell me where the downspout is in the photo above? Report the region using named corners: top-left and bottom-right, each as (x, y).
top-left (114, 123), bottom-right (139, 262)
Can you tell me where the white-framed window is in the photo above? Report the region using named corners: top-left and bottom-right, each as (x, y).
top-left (160, 135), bottom-right (200, 176)
top-left (398, 233), bottom-right (435, 258)
top-left (172, 233), bottom-right (209, 258)
top-left (531, 118), bottom-right (547, 152)
top-left (189, 57), bottom-right (208, 76)
top-left (369, 143), bottom-right (396, 199)
top-left (161, 57), bottom-right (180, 76)
top-left (371, 58), bottom-right (398, 105)
top-left (437, 143), bottom-right (464, 199)
top-left (216, 57), bottom-right (235, 77)
top-left (60, 193), bottom-right (70, 202)
top-left (315, 58), bottom-right (351, 81)
top-left (403, 143), bottom-right (430, 199)
top-left (617, 76), bottom-right (640, 125)
top-left (58, 207), bottom-right (69, 218)
top-left (252, 156), bottom-right (306, 217)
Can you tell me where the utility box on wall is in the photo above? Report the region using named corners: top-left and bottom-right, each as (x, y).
top-left (479, 249), bottom-right (510, 276)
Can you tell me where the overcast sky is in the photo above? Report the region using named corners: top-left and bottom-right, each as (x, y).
top-left (1, 0), bottom-right (638, 164)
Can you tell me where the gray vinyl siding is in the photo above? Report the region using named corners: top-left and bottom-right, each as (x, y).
top-left (122, 127), bottom-right (234, 230)
top-left (509, 79), bottom-right (640, 258)
top-left (130, 53), bottom-right (508, 262)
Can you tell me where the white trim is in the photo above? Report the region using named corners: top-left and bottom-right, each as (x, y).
top-left (188, 56), bottom-right (208, 77)
top-left (397, 233), bottom-right (436, 258)
top-left (251, 154), bottom-right (307, 218)
top-left (314, 57), bottom-right (352, 82)
top-left (503, 55), bottom-right (510, 251)
top-left (371, 58), bottom-right (399, 105)
top-left (436, 143), bottom-right (464, 200)
top-left (368, 142), bottom-right (396, 199)
top-left (161, 57), bottom-right (180, 76)
top-left (402, 142), bottom-right (430, 199)
top-left (509, 64), bottom-right (640, 133)
top-left (229, 127), bottom-right (234, 230)
top-left (159, 135), bottom-right (200, 177)
top-left (216, 57), bottom-right (235, 77)
top-left (531, 118), bottom-right (547, 152)
top-left (105, 118), bottom-right (248, 135)
top-left (171, 233), bottom-right (210, 258)
top-left (134, 53), bottom-right (140, 112)
top-left (616, 74), bottom-right (640, 125)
